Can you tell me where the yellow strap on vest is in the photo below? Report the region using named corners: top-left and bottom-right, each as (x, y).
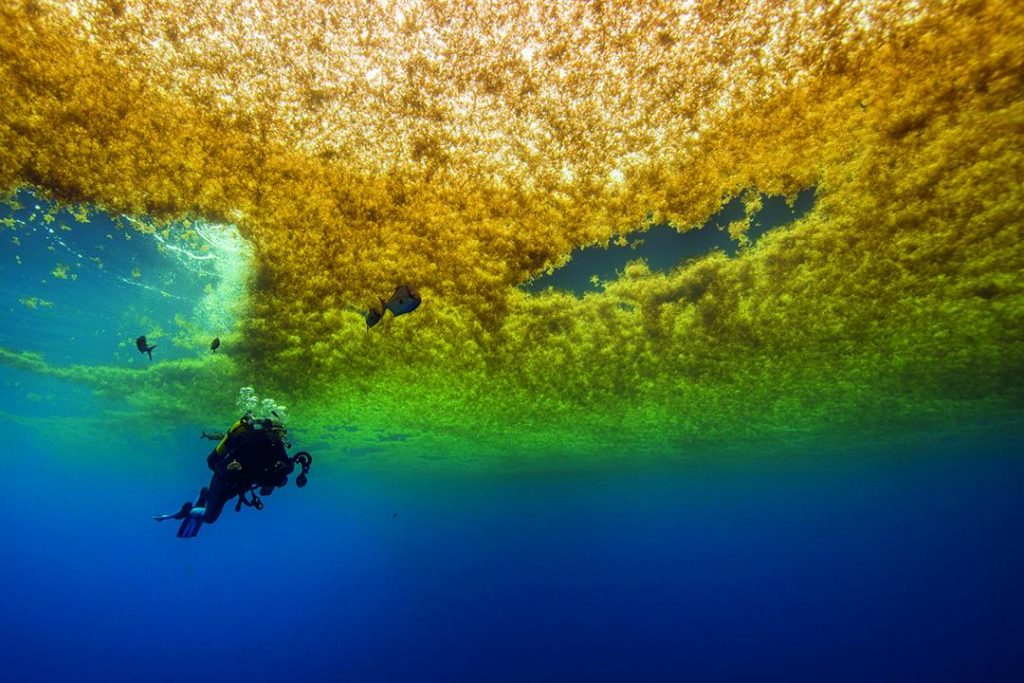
top-left (214, 419), bottom-right (250, 456)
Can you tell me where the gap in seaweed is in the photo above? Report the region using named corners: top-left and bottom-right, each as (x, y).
top-left (522, 188), bottom-right (815, 297)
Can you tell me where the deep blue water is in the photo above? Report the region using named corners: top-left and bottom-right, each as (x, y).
top-left (2, 429), bottom-right (1023, 682)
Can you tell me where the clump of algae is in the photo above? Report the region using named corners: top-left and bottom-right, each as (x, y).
top-left (0, 0), bottom-right (1021, 466)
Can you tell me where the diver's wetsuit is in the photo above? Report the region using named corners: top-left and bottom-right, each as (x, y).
top-left (198, 418), bottom-right (292, 524)
top-left (156, 415), bottom-right (309, 538)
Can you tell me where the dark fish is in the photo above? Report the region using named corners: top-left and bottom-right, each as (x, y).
top-left (384, 285), bottom-right (421, 317)
top-left (135, 335), bottom-right (156, 360)
top-left (365, 298), bottom-right (386, 329)
top-left (200, 431), bottom-right (225, 441)
top-left (365, 285), bottom-right (422, 328)
top-left (210, 337), bottom-right (220, 353)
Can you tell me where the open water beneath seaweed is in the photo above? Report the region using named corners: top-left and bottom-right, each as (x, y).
top-left (2, 425), bottom-right (1022, 682)
top-left (1, 194), bottom-right (1022, 681)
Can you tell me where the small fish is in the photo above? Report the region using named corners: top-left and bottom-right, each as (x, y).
top-left (384, 285), bottom-right (421, 317)
top-left (366, 285), bottom-right (422, 328)
top-left (365, 299), bottom-right (386, 329)
top-left (200, 430), bottom-right (225, 441)
top-left (392, 512), bottom-right (398, 518)
top-left (135, 335), bottom-right (156, 360)
top-left (210, 337), bottom-right (220, 353)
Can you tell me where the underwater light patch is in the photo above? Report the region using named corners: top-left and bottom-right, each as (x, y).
top-left (0, 188), bottom-right (253, 366)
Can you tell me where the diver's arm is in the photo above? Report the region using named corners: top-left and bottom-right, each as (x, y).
top-left (207, 418), bottom-right (249, 470)
top-left (273, 441), bottom-right (291, 469)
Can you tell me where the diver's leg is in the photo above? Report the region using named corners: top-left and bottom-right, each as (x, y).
top-left (200, 473), bottom-right (231, 524)
top-left (175, 484), bottom-right (212, 538)
top-left (154, 501), bottom-right (192, 522)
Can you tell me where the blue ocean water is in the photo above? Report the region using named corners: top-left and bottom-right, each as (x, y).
top-left (2, 195), bottom-right (1023, 682)
top-left (3, 427), bottom-right (1023, 682)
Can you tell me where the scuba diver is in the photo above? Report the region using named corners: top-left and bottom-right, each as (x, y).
top-left (155, 411), bottom-right (312, 538)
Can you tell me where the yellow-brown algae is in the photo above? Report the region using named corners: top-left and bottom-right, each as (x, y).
top-left (0, 1), bottom-right (1020, 463)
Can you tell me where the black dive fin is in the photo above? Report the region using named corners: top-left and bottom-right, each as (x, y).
top-left (176, 511), bottom-right (204, 538)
